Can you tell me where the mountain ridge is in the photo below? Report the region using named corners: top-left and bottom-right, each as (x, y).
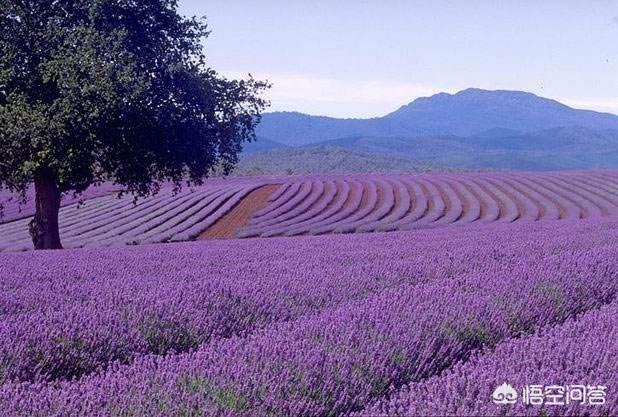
top-left (244, 88), bottom-right (618, 172)
top-left (256, 88), bottom-right (618, 146)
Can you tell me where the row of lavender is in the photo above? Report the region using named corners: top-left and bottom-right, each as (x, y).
top-left (2, 171), bottom-right (618, 250)
top-left (0, 178), bottom-right (272, 251)
top-left (4, 218), bottom-right (603, 385)
top-left (0, 183), bottom-right (122, 224)
top-left (240, 170), bottom-right (618, 237)
top-left (356, 299), bottom-right (617, 417)
top-left (0, 218), bottom-right (616, 415)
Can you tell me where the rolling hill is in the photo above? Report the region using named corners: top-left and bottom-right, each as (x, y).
top-left (293, 127), bottom-right (618, 170)
top-left (234, 145), bottom-right (438, 176)
top-left (2, 170), bottom-right (618, 415)
top-left (257, 88), bottom-right (618, 145)
top-left (2, 170), bottom-right (618, 250)
top-left (249, 89), bottom-right (618, 171)
top-left (2, 212), bottom-right (617, 416)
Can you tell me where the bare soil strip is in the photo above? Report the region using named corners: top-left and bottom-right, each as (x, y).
top-left (447, 178), bottom-right (469, 223)
top-left (521, 176), bottom-right (569, 219)
top-left (199, 185), bottom-right (279, 239)
top-left (341, 181), bottom-right (362, 211)
top-left (418, 180), bottom-right (434, 221)
top-left (358, 181), bottom-right (371, 210)
top-left (503, 177), bottom-right (545, 220)
top-left (475, 178), bottom-right (508, 221)
top-left (431, 179), bottom-right (451, 222)
top-left (462, 179), bottom-right (489, 220)
top-left (386, 179), bottom-right (403, 220)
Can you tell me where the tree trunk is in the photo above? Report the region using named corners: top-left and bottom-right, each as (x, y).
top-left (29, 170), bottom-right (63, 250)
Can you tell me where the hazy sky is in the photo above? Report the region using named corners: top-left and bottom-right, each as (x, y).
top-left (179, 1), bottom-right (618, 118)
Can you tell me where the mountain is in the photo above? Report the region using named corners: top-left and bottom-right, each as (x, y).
top-left (256, 88), bottom-right (618, 146)
top-left (299, 127), bottom-right (618, 170)
top-left (246, 88), bottom-right (618, 172)
top-left (385, 88), bottom-right (618, 136)
top-left (241, 136), bottom-right (288, 154)
top-left (255, 112), bottom-right (406, 147)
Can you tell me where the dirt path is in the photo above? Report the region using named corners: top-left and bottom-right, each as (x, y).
top-left (199, 184), bottom-right (279, 239)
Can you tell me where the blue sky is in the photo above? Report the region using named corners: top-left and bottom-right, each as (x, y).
top-left (179, 1), bottom-right (618, 118)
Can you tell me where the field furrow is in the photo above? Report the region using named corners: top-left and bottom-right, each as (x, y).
top-left (2, 172), bottom-right (618, 248)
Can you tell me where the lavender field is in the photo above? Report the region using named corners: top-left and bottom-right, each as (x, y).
top-left (239, 170), bottom-right (618, 237)
top-left (0, 215), bottom-right (616, 416)
top-left (2, 171), bottom-right (618, 251)
top-left (5, 1), bottom-right (618, 416)
top-left (0, 177), bottom-right (277, 251)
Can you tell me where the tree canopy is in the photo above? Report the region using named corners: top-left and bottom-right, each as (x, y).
top-left (0, 0), bottom-right (269, 249)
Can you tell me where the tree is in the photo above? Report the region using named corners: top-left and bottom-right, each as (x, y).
top-left (0, 0), bottom-right (269, 249)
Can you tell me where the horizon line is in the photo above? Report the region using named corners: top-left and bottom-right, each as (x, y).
top-left (262, 87), bottom-right (618, 119)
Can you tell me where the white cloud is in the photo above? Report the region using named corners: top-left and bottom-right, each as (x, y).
top-left (561, 98), bottom-right (618, 115)
top-left (221, 71), bottom-right (449, 118)
top-left (220, 70), bottom-right (618, 118)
